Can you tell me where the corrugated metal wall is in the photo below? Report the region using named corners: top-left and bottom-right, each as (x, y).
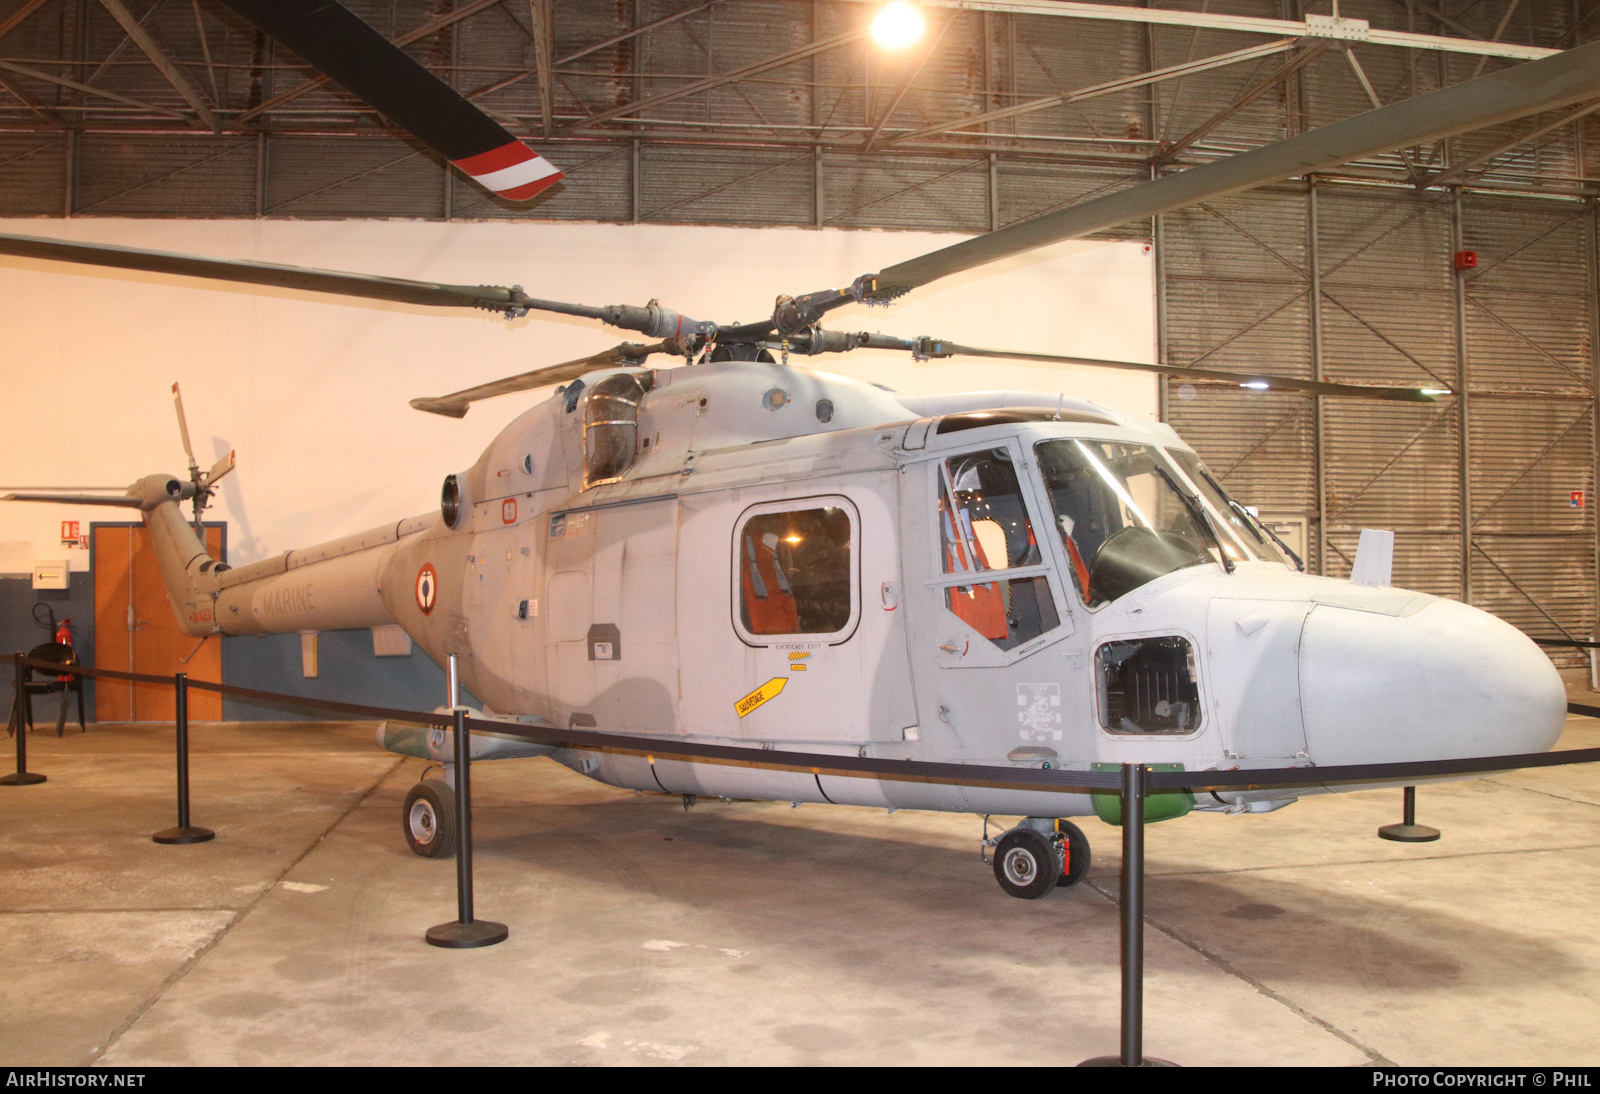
top-left (0, 1), bottom-right (1587, 230)
top-left (1162, 180), bottom-right (1598, 662)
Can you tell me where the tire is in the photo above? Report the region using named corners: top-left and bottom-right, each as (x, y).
top-left (403, 779), bottom-right (457, 859)
top-left (993, 829), bottom-right (1058, 899)
top-left (1056, 820), bottom-right (1091, 888)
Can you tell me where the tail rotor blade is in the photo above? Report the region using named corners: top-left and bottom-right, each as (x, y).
top-left (171, 382), bottom-right (199, 474)
top-left (204, 450), bottom-right (236, 488)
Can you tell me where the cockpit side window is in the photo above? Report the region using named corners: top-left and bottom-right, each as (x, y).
top-left (935, 448), bottom-right (1059, 650)
top-left (940, 448), bottom-right (1042, 575)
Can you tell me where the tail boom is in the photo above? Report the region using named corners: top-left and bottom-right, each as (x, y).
top-left (57, 473), bottom-right (425, 639)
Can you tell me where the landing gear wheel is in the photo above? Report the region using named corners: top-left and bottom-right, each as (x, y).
top-left (994, 829), bottom-right (1059, 899)
top-left (1056, 820), bottom-right (1091, 888)
top-left (403, 780), bottom-right (457, 859)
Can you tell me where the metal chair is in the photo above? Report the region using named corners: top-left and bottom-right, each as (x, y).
top-left (7, 642), bottom-right (86, 738)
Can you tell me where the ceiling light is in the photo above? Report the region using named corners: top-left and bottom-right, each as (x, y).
top-left (1241, 380), bottom-right (1270, 391)
top-left (872, 2), bottom-right (925, 50)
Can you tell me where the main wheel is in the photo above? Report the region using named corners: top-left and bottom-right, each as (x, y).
top-left (993, 829), bottom-right (1059, 899)
top-left (403, 780), bottom-right (457, 858)
top-left (1056, 820), bottom-right (1091, 887)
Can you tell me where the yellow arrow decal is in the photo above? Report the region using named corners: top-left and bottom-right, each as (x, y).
top-left (735, 677), bottom-right (788, 718)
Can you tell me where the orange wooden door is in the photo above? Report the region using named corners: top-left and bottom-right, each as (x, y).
top-left (93, 524), bottom-right (224, 721)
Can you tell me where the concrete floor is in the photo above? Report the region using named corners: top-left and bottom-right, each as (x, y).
top-left (1, 709), bottom-right (1597, 1067)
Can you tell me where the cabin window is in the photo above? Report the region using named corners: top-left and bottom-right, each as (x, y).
top-left (934, 448), bottom-right (1059, 651)
top-left (734, 503), bottom-right (855, 639)
top-left (1096, 636), bottom-right (1201, 735)
top-left (583, 371), bottom-right (655, 488)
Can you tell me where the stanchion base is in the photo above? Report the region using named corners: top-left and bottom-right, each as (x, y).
top-left (1378, 823), bottom-right (1440, 843)
top-left (153, 826), bottom-right (215, 844)
top-left (1079, 1056), bottom-right (1180, 1067)
top-left (0, 771), bottom-right (46, 785)
top-left (426, 919), bottom-right (509, 949)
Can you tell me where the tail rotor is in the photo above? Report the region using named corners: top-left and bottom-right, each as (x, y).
top-left (171, 382), bottom-right (235, 533)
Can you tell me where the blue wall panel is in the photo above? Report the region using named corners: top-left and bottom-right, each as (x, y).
top-left (221, 629), bottom-right (472, 722)
top-left (0, 574), bottom-right (97, 719)
top-left (3, 572), bottom-right (474, 724)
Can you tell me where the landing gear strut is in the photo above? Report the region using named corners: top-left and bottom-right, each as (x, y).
top-left (986, 817), bottom-right (1091, 899)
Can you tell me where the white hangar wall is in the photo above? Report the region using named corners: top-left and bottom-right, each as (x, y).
top-left (0, 218), bottom-right (1156, 572)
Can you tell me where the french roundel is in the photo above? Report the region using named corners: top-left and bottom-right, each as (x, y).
top-left (415, 563), bottom-right (438, 614)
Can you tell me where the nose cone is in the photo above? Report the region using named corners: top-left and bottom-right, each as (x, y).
top-left (1300, 596), bottom-right (1566, 766)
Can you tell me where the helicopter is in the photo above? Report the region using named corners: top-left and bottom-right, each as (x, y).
top-left (5, 6), bottom-right (1595, 899)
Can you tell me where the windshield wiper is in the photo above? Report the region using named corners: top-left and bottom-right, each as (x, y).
top-left (1198, 469), bottom-right (1305, 572)
top-left (1157, 468), bottom-right (1234, 574)
top-left (1235, 500), bottom-right (1304, 572)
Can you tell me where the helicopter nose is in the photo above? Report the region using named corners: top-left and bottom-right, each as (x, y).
top-left (1299, 596), bottom-right (1566, 767)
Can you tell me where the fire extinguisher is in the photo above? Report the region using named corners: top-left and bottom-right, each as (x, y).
top-left (54, 617), bottom-right (74, 682)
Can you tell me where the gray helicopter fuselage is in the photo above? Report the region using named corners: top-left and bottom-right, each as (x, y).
top-left (136, 358), bottom-right (1566, 818)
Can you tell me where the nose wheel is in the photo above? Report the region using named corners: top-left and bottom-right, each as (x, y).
top-left (403, 779), bottom-right (457, 858)
top-left (989, 819), bottom-right (1091, 899)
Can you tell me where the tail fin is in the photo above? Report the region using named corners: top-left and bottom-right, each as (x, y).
top-left (5, 474), bottom-right (221, 637)
top-left (134, 474), bottom-right (224, 635)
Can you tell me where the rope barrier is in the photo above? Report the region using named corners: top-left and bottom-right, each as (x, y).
top-left (21, 655), bottom-right (1600, 795)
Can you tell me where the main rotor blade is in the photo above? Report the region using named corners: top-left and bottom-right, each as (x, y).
top-left (2, 492), bottom-right (143, 507)
top-left (217, 0), bottom-right (562, 201)
top-left (409, 342), bottom-right (670, 418)
top-left (0, 231), bottom-right (580, 315)
top-left (890, 337), bottom-right (1446, 402)
top-left (873, 39), bottom-right (1600, 295)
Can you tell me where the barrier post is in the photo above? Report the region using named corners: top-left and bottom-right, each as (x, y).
top-left (1120, 761), bottom-right (1146, 1066)
top-left (1082, 763), bottom-right (1174, 1067)
top-left (425, 708), bottom-right (507, 948)
top-left (153, 673), bottom-right (214, 844)
top-left (1, 653), bottom-right (46, 786)
top-left (1378, 785), bottom-right (1440, 842)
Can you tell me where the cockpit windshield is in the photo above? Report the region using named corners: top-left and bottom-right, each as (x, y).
top-left (1164, 448), bottom-right (1301, 569)
top-left (1034, 439), bottom-right (1226, 607)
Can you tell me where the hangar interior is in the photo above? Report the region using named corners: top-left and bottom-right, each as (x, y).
top-left (2, 0), bottom-right (1599, 1067)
